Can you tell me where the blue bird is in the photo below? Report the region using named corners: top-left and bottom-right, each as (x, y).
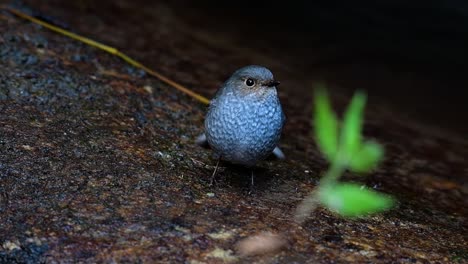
top-left (196, 65), bottom-right (286, 186)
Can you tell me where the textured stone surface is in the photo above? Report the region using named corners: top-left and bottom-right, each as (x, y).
top-left (0, 1), bottom-right (467, 263)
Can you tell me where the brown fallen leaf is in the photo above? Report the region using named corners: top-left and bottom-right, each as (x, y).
top-left (235, 232), bottom-right (287, 257)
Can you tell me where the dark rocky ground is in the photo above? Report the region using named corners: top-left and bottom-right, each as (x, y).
top-left (0, 1), bottom-right (467, 263)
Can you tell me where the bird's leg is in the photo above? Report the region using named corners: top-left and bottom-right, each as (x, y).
top-left (251, 170), bottom-right (255, 187)
top-left (248, 169), bottom-right (255, 194)
top-left (210, 158), bottom-right (220, 186)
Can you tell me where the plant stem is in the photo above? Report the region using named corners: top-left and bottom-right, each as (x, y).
top-left (319, 152), bottom-right (347, 188)
top-left (294, 151), bottom-right (347, 223)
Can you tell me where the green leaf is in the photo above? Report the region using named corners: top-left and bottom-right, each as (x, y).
top-left (349, 141), bottom-right (384, 173)
top-left (319, 183), bottom-right (394, 217)
top-left (341, 91), bottom-right (367, 160)
top-left (313, 86), bottom-right (339, 161)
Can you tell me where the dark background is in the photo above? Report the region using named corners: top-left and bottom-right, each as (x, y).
top-left (179, 0), bottom-right (468, 136)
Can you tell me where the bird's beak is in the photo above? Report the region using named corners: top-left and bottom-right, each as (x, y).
top-left (265, 80), bottom-right (280, 87)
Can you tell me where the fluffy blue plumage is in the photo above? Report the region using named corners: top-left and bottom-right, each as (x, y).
top-left (204, 65), bottom-right (285, 167)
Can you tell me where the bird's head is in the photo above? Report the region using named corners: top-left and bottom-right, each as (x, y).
top-left (227, 65), bottom-right (280, 96)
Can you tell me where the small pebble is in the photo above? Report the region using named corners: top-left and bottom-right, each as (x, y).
top-left (143, 85), bottom-right (153, 94)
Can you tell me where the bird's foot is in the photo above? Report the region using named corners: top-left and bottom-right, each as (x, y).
top-left (209, 158), bottom-right (221, 186)
top-left (248, 170), bottom-right (255, 195)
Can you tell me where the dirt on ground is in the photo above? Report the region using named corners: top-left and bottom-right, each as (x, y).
top-left (0, 1), bottom-right (467, 263)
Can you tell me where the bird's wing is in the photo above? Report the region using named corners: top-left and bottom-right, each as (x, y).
top-left (195, 133), bottom-right (210, 148)
top-left (209, 80), bottom-right (231, 108)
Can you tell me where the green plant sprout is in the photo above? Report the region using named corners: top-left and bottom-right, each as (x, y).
top-left (296, 86), bottom-right (394, 221)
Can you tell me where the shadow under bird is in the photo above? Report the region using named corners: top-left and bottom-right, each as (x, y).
top-left (196, 65), bottom-right (286, 186)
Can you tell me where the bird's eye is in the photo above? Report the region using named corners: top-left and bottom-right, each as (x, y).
top-left (245, 78), bottom-right (255, 87)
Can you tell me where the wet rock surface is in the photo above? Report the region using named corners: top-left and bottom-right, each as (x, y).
top-left (0, 1), bottom-right (467, 263)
